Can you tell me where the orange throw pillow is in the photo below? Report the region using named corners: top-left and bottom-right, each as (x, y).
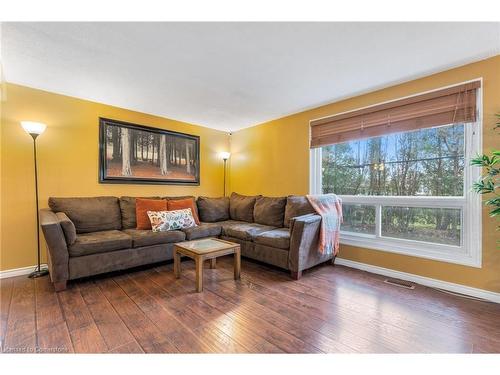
top-left (136, 198), bottom-right (168, 230)
top-left (168, 198), bottom-right (200, 225)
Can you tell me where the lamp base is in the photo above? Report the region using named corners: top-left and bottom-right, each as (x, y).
top-left (28, 268), bottom-right (49, 279)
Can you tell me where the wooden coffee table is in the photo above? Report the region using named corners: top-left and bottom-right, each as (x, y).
top-left (173, 238), bottom-right (241, 292)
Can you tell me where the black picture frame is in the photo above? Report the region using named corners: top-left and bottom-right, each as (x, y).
top-left (99, 117), bottom-right (200, 185)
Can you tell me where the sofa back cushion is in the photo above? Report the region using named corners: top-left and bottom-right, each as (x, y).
top-left (48, 196), bottom-right (122, 233)
top-left (135, 198), bottom-right (168, 230)
top-left (167, 198), bottom-right (200, 225)
top-left (229, 192), bottom-right (260, 222)
top-left (196, 196), bottom-right (230, 222)
top-left (119, 196), bottom-right (160, 229)
top-left (283, 195), bottom-right (315, 228)
top-left (253, 196), bottom-right (287, 227)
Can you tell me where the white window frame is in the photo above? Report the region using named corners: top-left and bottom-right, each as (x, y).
top-left (309, 79), bottom-right (483, 268)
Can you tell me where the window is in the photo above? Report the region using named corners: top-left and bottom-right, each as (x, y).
top-left (310, 82), bottom-right (482, 267)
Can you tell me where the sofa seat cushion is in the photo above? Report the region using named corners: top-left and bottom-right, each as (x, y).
top-left (123, 229), bottom-right (185, 248)
top-left (182, 222), bottom-right (222, 240)
top-left (219, 220), bottom-right (244, 235)
top-left (254, 228), bottom-right (290, 250)
top-left (69, 230), bottom-right (132, 257)
top-left (223, 222), bottom-right (276, 241)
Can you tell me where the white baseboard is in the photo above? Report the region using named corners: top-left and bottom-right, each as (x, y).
top-left (0, 264), bottom-right (48, 279)
top-left (335, 258), bottom-right (500, 304)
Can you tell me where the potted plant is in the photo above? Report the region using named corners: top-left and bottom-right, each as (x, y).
top-left (471, 114), bottom-right (499, 235)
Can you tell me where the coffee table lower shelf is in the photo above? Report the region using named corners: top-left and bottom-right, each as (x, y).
top-left (173, 238), bottom-right (241, 292)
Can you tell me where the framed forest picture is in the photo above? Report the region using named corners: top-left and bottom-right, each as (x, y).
top-left (99, 118), bottom-right (200, 185)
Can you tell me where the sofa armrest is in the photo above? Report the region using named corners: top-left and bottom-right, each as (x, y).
top-left (288, 213), bottom-right (321, 272)
top-left (40, 208), bottom-right (69, 282)
top-left (55, 212), bottom-right (77, 245)
top-left (289, 213), bottom-right (321, 227)
top-left (288, 212), bottom-right (334, 276)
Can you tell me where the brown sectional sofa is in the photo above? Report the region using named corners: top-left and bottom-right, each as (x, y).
top-left (40, 193), bottom-right (332, 291)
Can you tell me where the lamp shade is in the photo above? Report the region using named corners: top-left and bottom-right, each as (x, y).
top-left (219, 152), bottom-right (230, 160)
top-left (21, 121), bottom-right (47, 135)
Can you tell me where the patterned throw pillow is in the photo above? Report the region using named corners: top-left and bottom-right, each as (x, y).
top-left (147, 209), bottom-right (197, 232)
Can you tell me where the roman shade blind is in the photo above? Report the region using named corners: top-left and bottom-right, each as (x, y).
top-left (310, 81), bottom-right (480, 148)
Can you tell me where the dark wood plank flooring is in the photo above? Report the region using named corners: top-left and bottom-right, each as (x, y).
top-left (1, 257), bottom-right (499, 353)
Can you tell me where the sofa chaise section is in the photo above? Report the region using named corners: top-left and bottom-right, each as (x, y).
top-left (207, 193), bottom-right (332, 280)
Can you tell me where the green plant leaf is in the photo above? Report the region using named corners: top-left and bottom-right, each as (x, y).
top-left (471, 115), bottom-right (500, 223)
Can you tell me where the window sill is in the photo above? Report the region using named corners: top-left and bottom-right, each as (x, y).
top-left (340, 233), bottom-right (482, 268)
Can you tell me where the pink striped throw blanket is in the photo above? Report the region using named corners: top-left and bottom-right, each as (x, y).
top-left (306, 194), bottom-right (343, 256)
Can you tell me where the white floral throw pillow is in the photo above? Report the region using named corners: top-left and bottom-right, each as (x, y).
top-left (147, 209), bottom-right (197, 232)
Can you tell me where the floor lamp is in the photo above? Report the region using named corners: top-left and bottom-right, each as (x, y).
top-left (21, 121), bottom-right (49, 279)
top-left (219, 152), bottom-right (230, 197)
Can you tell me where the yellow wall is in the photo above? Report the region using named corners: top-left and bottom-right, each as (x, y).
top-left (2, 57), bottom-right (499, 291)
top-left (231, 55), bottom-right (500, 292)
top-left (0, 83), bottom-right (229, 271)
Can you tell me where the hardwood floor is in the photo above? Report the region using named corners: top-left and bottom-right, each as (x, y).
top-left (1, 257), bottom-right (499, 353)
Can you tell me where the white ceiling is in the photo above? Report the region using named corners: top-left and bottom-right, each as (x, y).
top-left (2, 22), bottom-right (499, 131)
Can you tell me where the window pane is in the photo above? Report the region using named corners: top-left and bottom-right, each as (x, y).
top-left (321, 123), bottom-right (464, 196)
top-left (341, 204), bottom-right (376, 235)
top-left (381, 206), bottom-right (461, 246)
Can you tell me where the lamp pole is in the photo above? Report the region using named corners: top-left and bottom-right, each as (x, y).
top-left (21, 122), bottom-right (48, 278)
top-left (223, 157), bottom-right (227, 197)
top-left (219, 152), bottom-right (230, 197)
top-left (28, 132), bottom-right (48, 279)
